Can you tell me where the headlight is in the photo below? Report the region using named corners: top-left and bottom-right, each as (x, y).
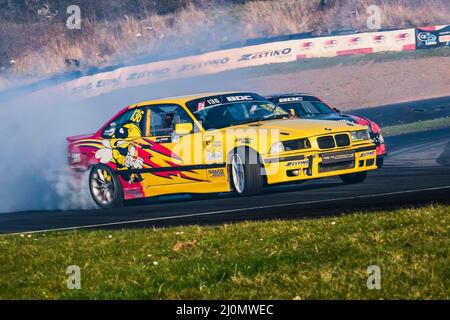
top-left (270, 142), bottom-right (285, 154)
top-left (351, 129), bottom-right (370, 142)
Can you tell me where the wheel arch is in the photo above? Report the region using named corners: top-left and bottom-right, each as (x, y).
top-left (226, 145), bottom-right (264, 165)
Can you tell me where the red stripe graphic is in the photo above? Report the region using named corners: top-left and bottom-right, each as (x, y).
top-left (336, 48), bottom-right (373, 56)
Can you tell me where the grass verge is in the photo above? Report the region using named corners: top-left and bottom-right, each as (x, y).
top-left (382, 117), bottom-right (450, 137)
top-left (1, 204), bottom-right (450, 299)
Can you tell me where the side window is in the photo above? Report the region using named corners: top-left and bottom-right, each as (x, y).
top-left (144, 104), bottom-right (195, 137)
top-left (102, 108), bottom-right (145, 138)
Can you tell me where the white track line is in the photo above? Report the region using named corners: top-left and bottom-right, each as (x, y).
top-left (6, 185), bottom-right (450, 236)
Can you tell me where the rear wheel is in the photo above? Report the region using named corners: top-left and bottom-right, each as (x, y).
top-left (230, 148), bottom-right (264, 196)
top-left (340, 171), bottom-right (368, 184)
top-left (89, 164), bottom-right (123, 208)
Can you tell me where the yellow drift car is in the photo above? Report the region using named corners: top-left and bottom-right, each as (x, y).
top-left (67, 92), bottom-right (378, 208)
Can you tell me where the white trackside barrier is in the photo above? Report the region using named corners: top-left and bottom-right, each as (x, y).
top-left (27, 27), bottom-right (429, 102)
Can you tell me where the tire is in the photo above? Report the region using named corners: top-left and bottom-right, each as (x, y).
top-left (376, 157), bottom-right (384, 168)
top-left (340, 171), bottom-right (368, 184)
top-left (229, 148), bottom-right (264, 196)
top-left (89, 164), bottom-right (124, 208)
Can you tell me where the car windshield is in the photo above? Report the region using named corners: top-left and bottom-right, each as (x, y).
top-left (279, 101), bottom-right (334, 117)
top-left (187, 100), bottom-right (289, 130)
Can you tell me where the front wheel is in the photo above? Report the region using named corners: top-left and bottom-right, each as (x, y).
top-left (376, 157), bottom-right (384, 168)
top-left (89, 164), bottom-right (123, 208)
top-left (229, 148), bottom-right (264, 196)
top-left (340, 171), bottom-right (368, 184)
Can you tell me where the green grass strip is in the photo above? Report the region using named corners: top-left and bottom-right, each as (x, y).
top-left (1, 204), bottom-right (450, 299)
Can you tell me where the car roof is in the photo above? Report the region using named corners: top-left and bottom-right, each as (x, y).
top-left (266, 93), bottom-right (316, 99)
top-left (128, 91), bottom-right (242, 108)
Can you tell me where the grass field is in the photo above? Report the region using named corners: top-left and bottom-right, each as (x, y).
top-left (1, 204), bottom-right (450, 299)
top-left (382, 117), bottom-right (450, 137)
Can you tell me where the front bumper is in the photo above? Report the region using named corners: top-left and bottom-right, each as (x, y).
top-left (262, 144), bottom-right (378, 185)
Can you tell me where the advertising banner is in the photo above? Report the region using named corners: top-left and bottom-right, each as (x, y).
top-left (416, 25), bottom-right (450, 50)
top-left (296, 28), bottom-right (415, 59)
top-left (35, 40), bottom-right (298, 101)
top-left (27, 28), bottom-right (417, 101)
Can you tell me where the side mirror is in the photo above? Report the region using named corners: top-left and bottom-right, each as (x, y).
top-left (333, 108), bottom-right (341, 113)
top-left (175, 123), bottom-right (193, 135)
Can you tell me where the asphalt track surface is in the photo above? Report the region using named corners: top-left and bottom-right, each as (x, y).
top-left (1, 123), bottom-right (449, 235)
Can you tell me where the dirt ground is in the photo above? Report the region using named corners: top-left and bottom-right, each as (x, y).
top-left (249, 55), bottom-right (450, 110)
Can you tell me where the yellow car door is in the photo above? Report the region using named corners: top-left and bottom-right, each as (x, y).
top-left (137, 104), bottom-right (208, 186)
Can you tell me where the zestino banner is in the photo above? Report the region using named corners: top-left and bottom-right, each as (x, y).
top-left (296, 28), bottom-right (415, 59)
top-left (416, 25), bottom-right (450, 50)
top-left (36, 40), bottom-right (298, 101)
top-left (30, 28), bottom-right (416, 101)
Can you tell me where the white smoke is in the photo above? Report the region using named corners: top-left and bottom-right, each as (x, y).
top-left (0, 95), bottom-right (107, 213)
top-left (0, 67), bottom-right (264, 213)
top-left (0, 7), bottom-right (283, 214)
top-left (48, 169), bottom-right (95, 211)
